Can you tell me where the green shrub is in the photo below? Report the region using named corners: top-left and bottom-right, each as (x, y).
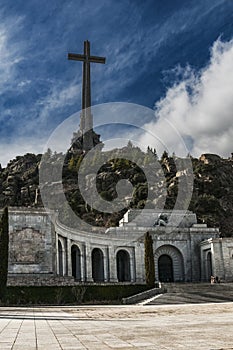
top-left (4, 285), bottom-right (149, 305)
top-left (144, 232), bottom-right (155, 287)
top-left (0, 207), bottom-right (9, 301)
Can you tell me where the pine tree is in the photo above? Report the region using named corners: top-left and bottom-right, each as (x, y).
top-left (144, 231), bottom-right (155, 287)
top-left (153, 148), bottom-right (158, 160)
top-left (0, 207), bottom-right (9, 301)
top-left (161, 150), bottom-right (169, 161)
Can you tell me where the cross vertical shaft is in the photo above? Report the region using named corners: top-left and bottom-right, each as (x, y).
top-left (68, 41), bottom-right (106, 137)
top-left (83, 40), bottom-right (91, 112)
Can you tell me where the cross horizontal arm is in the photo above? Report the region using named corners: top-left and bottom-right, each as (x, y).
top-left (68, 53), bottom-right (85, 61)
top-left (89, 56), bottom-right (106, 64)
top-left (68, 53), bottom-right (105, 64)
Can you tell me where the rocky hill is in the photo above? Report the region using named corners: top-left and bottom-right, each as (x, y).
top-left (0, 148), bottom-right (233, 236)
top-left (0, 153), bottom-right (41, 208)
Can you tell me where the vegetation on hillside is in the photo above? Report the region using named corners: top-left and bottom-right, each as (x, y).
top-left (0, 146), bottom-right (233, 236)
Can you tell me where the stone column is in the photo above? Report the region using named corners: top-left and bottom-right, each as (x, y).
top-left (130, 248), bottom-right (136, 282)
top-left (62, 238), bottom-right (67, 276)
top-left (200, 247), bottom-right (205, 282)
top-left (67, 239), bottom-right (72, 277)
top-left (80, 243), bottom-right (86, 282)
top-left (85, 243), bottom-right (93, 282)
top-left (56, 233), bottom-right (59, 275)
top-left (103, 247), bottom-right (109, 282)
top-left (134, 243), bottom-right (144, 283)
top-left (109, 246), bottom-right (118, 282)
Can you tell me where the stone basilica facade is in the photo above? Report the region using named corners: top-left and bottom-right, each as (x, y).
top-left (6, 206), bottom-right (233, 286)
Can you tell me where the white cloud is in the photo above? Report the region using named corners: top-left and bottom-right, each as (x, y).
top-left (0, 137), bottom-right (46, 167)
top-left (38, 81), bottom-right (81, 119)
top-left (38, 83), bottom-right (81, 111)
top-left (13, 81), bottom-right (82, 139)
top-left (101, 0), bottom-right (224, 98)
top-left (139, 38), bottom-right (233, 158)
top-left (0, 15), bottom-right (24, 91)
top-left (17, 80), bottom-right (31, 90)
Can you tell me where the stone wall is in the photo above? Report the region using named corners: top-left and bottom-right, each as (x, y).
top-left (3, 207), bottom-right (232, 286)
top-left (150, 225), bottom-right (219, 282)
top-left (200, 238), bottom-right (233, 282)
top-left (8, 207), bottom-right (56, 276)
top-left (221, 238), bottom-right (233, 281)
top-left (7, 274), bottom-right (76, 286)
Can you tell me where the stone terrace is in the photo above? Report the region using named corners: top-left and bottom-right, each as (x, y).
top-left (0, 303), bottom-right (233, 349)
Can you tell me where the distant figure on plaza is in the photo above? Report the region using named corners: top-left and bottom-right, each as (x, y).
top-left (210, 276), bottom-right (215, 284)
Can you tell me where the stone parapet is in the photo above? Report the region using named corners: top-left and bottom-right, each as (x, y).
top-left (119, 209), bottom-right (197, 228)
top-left (7, 274), bottom-right (76, 286)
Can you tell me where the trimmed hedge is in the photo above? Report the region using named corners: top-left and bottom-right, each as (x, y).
top-left (4, 284), bottom-right (149, 306)
top-left (0, 207), bottom-right (9, 300)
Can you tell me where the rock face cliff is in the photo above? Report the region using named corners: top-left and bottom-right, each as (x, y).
top-left (190, 154), bottom-right (233, 236)
top-left (0, 153), bottom-right (42, 208)
top-left (0, 149), bottom-right (233, 236)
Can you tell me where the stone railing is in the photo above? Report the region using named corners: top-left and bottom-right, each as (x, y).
top-left (122, 285), bottom-right (165, 304)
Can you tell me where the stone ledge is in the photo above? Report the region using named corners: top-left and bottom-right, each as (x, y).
top-left (7, 274), bottom-right (76, 286)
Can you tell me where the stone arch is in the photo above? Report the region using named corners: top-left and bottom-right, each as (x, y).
top-left (116, 250), bottom-right (131, 282)
top-left (71, 244), bottom-right (81, 281)
top-left (154, 245), bottom-right (184, 282)
top-left (92, 248), bottom-right (104, 282)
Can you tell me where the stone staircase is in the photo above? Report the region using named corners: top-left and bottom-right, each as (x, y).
top-left (147, 283), bottom-right (233, 305)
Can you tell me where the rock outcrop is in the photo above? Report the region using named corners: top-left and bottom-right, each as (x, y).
top-left (0, 150), bottom-right (233, 236)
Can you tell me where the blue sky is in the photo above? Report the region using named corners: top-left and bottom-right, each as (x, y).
top-left (0, 0), bottom-right (233, 165)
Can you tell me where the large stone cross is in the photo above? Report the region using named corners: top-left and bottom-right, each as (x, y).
top-left (68, 40), bottom-right (106, 134)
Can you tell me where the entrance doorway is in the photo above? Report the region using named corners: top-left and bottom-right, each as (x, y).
top-left (117, 250), bottom-right (131, 282)
top-left (155, 245), bottom-right (184, 282)
top-left (92, 248), bottom-right (104, 282)
top-left (158, 254), bottom-right (174, 282)
top-left (71, 245), bottom-right (81, 281)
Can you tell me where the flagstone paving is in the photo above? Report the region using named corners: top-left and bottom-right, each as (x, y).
top-left (0, 303), bottom-right (233, 349)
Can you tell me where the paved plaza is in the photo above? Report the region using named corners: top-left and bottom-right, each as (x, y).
top-left (0, 303), bottom-right (233, 349)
